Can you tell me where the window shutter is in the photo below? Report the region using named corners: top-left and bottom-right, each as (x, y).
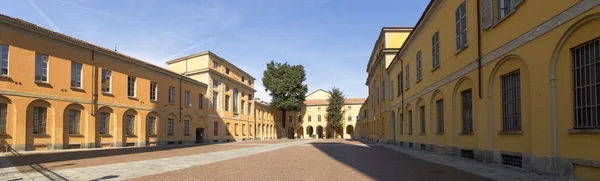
top-left (482, 0), bottom-right (493, 29)
top-left (460, 3), bottom-right (468, 47)
top-left (455, 7), bottom-right (461, 50)
top-left (513, 0), bottom-right (523, 8)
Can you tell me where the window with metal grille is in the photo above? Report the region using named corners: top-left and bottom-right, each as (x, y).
top-left (501, 154), bottom-right (523, 167)
top-left (455, 1), bottom-right (468, 51)
top-left (420, 144), bottom-right (427, 151)
top-left (127, 76), bottom-right (136, 97)
top-left (184, 120), bottom-right (190, 136)
top-left (408, 110), bottom-right (413, 135)
top-left (147, 117), bottom-right (156, 136)
top-left (501, 71), bottom-right (522, 131)
top-left (125, 115), bottom-right (134, 136)
top-left (69, 110), bottom-right (81, 134)
top-left (71, 62), bottom-right (82, 88)
top-left (405, 65), bottom-right (410, 89)
top-left (101, 69), bottom-right (111, 93)
top-left (99, 112), bottom-right (110, 135)
top-left (33, 107), bottom-right (47, 134)
top-left (573, 39), bottom-right (600, 129)
top-left (185, 90), bottom-right (191, 107)
top-left (482, 0), bottom-right (493, 29)
top-left (0, 44), bottom-right (8, 76)
top-left (436, 99), bottom-right (445, 133)
top-left (461, 149), bottom-right (474, 159)
top-left (213, 122), bottom-right (219, 136)
top-left (35, 53), bottom-right (48, 82)
top-left (432, 32), bottom-right (440, 69)
top-left (417, 51), bottom-right (423, 81)
top-left (168, 86), bottom-right (175, 104)
top-left (420, 106), bottom-right (425, 134)
top-left (168, 118), bottom-right (174, 136)
top-left (0, 103), bottom-right (6, 134)
top-left (461, 89), bottom-right (473, 133)
top-left (213, 92), bottom-right (218, 109)
top-left (150, 82), bottom-right (157, 101)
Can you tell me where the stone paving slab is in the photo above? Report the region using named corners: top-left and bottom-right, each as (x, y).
top-left (377, 143), bottom-right (573, 181)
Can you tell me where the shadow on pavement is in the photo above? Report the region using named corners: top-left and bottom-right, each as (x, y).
top-left (309, 139), bottom-right (492, 181)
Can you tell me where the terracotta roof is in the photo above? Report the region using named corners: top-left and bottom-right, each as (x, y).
top-left (0, 14), bottom-right (207, 87)
top-left (303, 98), bottom-right (366, 106)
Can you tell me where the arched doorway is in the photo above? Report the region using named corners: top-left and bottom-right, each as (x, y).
top-left (196, 128), bottom-right (204, 143)
top-left (316, 126), bottom-right (324, 138)
top-left (307, 126), bottom-right (314, 138)
top-left (297, 126), bottom-right (304, 139)
top-left (287, 127), bottom-right (294, 139)
top-left (26, 99), bottom-right (54, 151)
top-left (346, 125), bottom-right (354, 139)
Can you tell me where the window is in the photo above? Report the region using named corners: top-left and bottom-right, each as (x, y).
top-left (250, 125), bottom-right (252, 135)
top-left (101, 69), bottom-right (111, 93)
top-left (185, 90), bottom-right (191, 107)
top-left (420, 106), bottom-right (425, 134)
top-left (168, 118), bottom-right (174, 136)
top-left (308, 115), bottom-right (312, 122)
top-left (432, 32), bottom-right (440, 69)
top-left (298, 115), bottom-right (302, 122)
top-left (242, 76), bottom-right (245, 83)
top-left (69, 110), bottom-right (81, 134)
top-left (127, 76), bottom-right (136, 97)
top-left (0, 103), bottom-right (7, 134)
top-left (308, 107), bottom-right (311, 112)
top-left (33, 107), bottom-right (47, 134)
top-left (168, 86), bottom-right (175, 104)
top-left (241, 100), bottom-right (245, 114)
top-left (150, 82), bottom-right (157, 101)
top-left (461, 89), bottom-right (473, 133)
top-left (35, 53), bottom-right (48, 82)
top-left (248, 94), bottom-right (252, 100)
top-left (399, 113), bottom-right (404, 135)
top-left (498, 0), bottom-right (523, 20)
top-left (226, 68), bottom-right (230, 75)
top-left (125, 115), bottom-right (135, 136)
top-left (416, 51), bottom-right (422, 81)
top-left (70, 62), bottom-right (82, 88)
top-left (213, 92), bottom-right (218, 109)
top-left (502, 71), bottom-right (521, 131)
top-left (226, 123), bottom-right (231, 135)
top-left (184, 120), bottom-right (190, 136)
top-left (573, 40), bottom-right (600, 129)
top-left (482, 0), bottom-right (493, 29)
top-left (455, 1), bottom-right (468, 51)
top-left (242, 124), bottom-right (246, 135)
top-left (99, 112), bottom-right (110, 135)
top-left (408, 110), bottom-right (413, 135)
top-left (234, 123), bottom-right (238, 136)
top-left (233, 89), bottom-right (239, 114)
top-left (225, 86), bottom-right (230, 92)
top-left (147, 117), bottom-right (156, 136)
top-left (405, 64), bottom-right (410, 89)
top-left (436, 99), bottom-right (444, 134)
top-left (318, 115), bottom-right (322, 122)
top-left (318, 107), bottom-right (321, 112)
top-left (0, 44), bottom-right (8, 76)
top-left (397, 73), bottom-right (403, 96)
top-left (213, 80), bottom-right (218, 89)
top-left (348, 114), bottom-right (352, 122)
top-left (213, 122), bottom-right (219, 135)
top-left (213, 62), bottom-right (218, 69)
top-left (199, 94), bottom-right (204, 108)
top-left (348, 106), bottom-right (352, 111)
top-left (248, 102), bottom-right (252, 115)
top-left (225, 95), bottom-right (230, 111)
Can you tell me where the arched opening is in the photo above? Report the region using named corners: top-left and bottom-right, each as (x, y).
top-left (287, 127), bottom-right (294, 139)
top-left (297, 126), bottom-right (304, 139)
top-left (0, 94), bottom-right (13, 150)
top-left (316, 126), bottom-right (324, 138)
top-left (96, 106), bottom-right (114, 148)
top-left (346, 125), bottom-right (354, 139)
top-left (122, 109), bottom-right (138, 147)
top-left (416, 98), bottom-right (426, 135)
top-left (26, 99), bottom-right (54, 151)
top-left (307, 126), bottom-right (314, 138)
top-left (63, 103), bottom-right (87, 149)
top-left (145, 112), bottom-right (159, 146)
top-left (451, 77), bottom-right (476, 147)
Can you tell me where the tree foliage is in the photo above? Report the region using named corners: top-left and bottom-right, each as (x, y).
top-left (326, 87), bottom-right (346, 138)
top-left (262, 61), bottom-right (308, 128)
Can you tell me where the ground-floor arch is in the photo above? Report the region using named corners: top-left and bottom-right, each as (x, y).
top-left (297, 126), bottom-right (304, 139)
top-left (287, 127), bottom-right (294, 139)
top-left (316, 126), bottom-right (324, 138)
top-left (307, 126), bottom-right (314, 138)
top-left (346, 125), bottom-right (354, 139)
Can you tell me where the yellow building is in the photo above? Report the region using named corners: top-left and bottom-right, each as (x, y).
top-left (0, 13), bottom-right (282, 152)
top-left (363, 0), bottom-right (600, 180)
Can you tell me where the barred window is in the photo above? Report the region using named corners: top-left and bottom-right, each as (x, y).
top-left (405, 64), bottom-right (410, 89)
top-left (0, 44), bottom-right (8, 76)
top-left (242, 124), bottom-right (246, 135)
top-left (214, 122), bottom-right (219, 136)
top-left (127, 76), bottom-right (136, 97)
top-left (501, 71), bottom-right (521, 131)
top-left (150, 82), bottom-right (157, 101)
top-left (416, 51), bottom-right (423, 81)
top-left (235, 123), bottom-right (239, 136)
top-left (408, 110), bottom-right (413, 135)
top-left (184, 120), bottom-right (190, 136)
top-left (70, 62), bottom-right (82, 88)
top-left (573, 39), bottom-right (600, 129)
top-left (168, 118), bottom-right (174, 136)
top-left (461, 89), bottom-right (473, 133)
top-left (33, 107), bottom-right (47, 134)
top-left (101, 69), bottom-right (111, 93)
top-left (455, 1), bottom-right (468, 51)
top-left (436, 99), bottom-right (445, 133)
top-left (99, 112), bottom-right (110, 135)
top-left (432, 32), bottom-right (440, 68)
top-left (125, 115), bottom-right (135, 136)
top-left (420, 106), bottom-right (425, 134)
top-left (68, 110), bottom-right (81, 134)
top-left (147, 117), bottom-right (156, 136)
top-left (169, 86), bottom-right (175, 104)
top-left (185, 90), bottom-right (191, 107)
top-left (0, 103), bottom-right (7, 134)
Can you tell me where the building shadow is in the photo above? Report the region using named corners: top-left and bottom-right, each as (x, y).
top-left (308, 140), bottom-right (493, 181)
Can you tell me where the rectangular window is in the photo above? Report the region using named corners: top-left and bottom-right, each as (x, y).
top-left (348, 106), bottom-right (352, 111)
top-left (498, 0), bottom-right (523, 20)
top-left (226, 123), bottom-right (231, 135)
top-left (405, 64), bottom-right (410, 89)
top-left (573, 40), bottom-right (600, 129)
top-left (225, 95), bottom-right (230, 111)
top-left (127, 76), bottom-right (136, 97)
top-left (348, 115), bottom-right (352, 122)
top-left (168, 86), bottom-right (175, 104)
top-left (242, 76), bottom-right (245, 83)
top-left (502, 71), bottom-right (521, 131)
top-left (248, 102), bottom-right (252, 115)
top-left (308, 115), bottom-right (312, 122)
top-left (184, 120), bottom-right (190, 136)
top-left (101, 69), bottom-right (111, 93)
top-left (213, 80), bottom-right (218, 89)
top-left (318, 115), bottom-right (322, 122)
top-left (0, 103), bottom-right (7, 134)
top-left (185, 90), bottom-right (191, 107)
top-left (241, 100), bottom-right (245, 114)
top-left (455, 1), bottom-right (468, 51)
top-left (147, 117), bottom-right (156, 136)
top-left (408, 110), bottom-right (413, 135)
top-left (399, 113), bottom-right (404, 135)
top-left (33, 107), bottom-right (47, 134)
top-left (436, 99), bottom-right (444, 134)
top-left (249, 125), bottom-right (252, 135)
top-left (318, 107), bottom-right (321, 112)
top-left (70, 62), bottom-right (82, 88)
top-left (213, 92), bottom-right (218, 109)
top-left (150, 82), bottom-right (157, 101)
top-left (213, 122), bottom-right (219, 136)
top-left (298, 115), bottom-right (302, 122)
top-left (99, 112), bottom-right (110, 135)
top-left (397, 73), bottom-right (403, 96)
top-left (213, 62), bottom-right (218, 69)
top-left (432, 32), bottom-right (440, 69)
top-left (420, 106), bottom-right (425, 134)
top-left (226, 68), bottom-right (230, 75)
top-left (69, 110), bottom-right (81, 134)
top-left (242, 124), bottom-right (246, 135)
top-left (35, 53), bottom-right (49, 82)
top-left (416, 51), bottom-right (422, 81)
top-left (461, 89), bottom-right (473, 133)
top-left (0, 44), bottom-right (8, 76)
top-left (168, 118), bottom-right (174, 136)
top-left (482, 0), bottom-right (493, 29)
top-left (235, 123), bottom-right (239, 135)
top-left (125, 115), bottom-right (134, 136)
top-left (199, 94), bottom-right (204, 108)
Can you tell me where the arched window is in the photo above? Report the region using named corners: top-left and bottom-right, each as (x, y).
top-left (233, 89), bottom-right (239, 114)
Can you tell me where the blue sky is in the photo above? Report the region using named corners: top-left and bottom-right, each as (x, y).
top-left (1, 0), bottom-right (428, 102)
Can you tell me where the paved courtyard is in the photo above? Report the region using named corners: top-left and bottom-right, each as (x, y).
top-left (0, 139), bottom-right (568, 181)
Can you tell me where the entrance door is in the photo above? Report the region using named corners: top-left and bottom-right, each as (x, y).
top-left (196, 128), bottom-right (204, 143)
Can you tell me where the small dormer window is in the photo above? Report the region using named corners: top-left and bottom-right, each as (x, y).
top-left (226, 68), bottom-right (230, 75)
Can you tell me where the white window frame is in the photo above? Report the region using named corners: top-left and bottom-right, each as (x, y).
top-left (416, 51), bottom-right (422, 81)
top-left (68, 109), bottom-right (81, 134)
top-left (127, 76), bottom-right (136, 97)
top-left (101, 69), bottom-right (111, 93)
top-left (455, 1), bottom-right (468, 51)
top-left (71, 61), bottom-right (82, 88)
top-left (168, 118), bottom-right (174, 136)
top-left (184, 90), bottom-right (191, 107)
top-left (35, 53), bottom-right (49, 82)
top-left (150, 82), bottom-right (158, 101)
top-left (0, 44), bottom-right (9, 76)
top-left (432, 32), bottom-right (440, 69)
top-left (168, 86), bottom-right (175, 104)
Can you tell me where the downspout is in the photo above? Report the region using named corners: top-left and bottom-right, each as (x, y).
top-left (91, 50), bottom-right (96, 148)
top-left (400, 58), bottom-right (405, 141)
top-left (477, 0), bottom-right (483, 99)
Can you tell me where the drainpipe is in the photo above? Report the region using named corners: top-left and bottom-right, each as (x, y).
top-left (91, 50), bottom-right (96, 149)
top-left (400, 58), bottom-right (405, 141)
top-left (476, 0), bottom-right (483, 99)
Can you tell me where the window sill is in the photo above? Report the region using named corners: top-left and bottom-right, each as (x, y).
top-left (416, 79), bottom-right (422, 84)
top-left (431, 65), bottom-right (440, 72)
top-left (420, 133), bottom-right (426, 136)
top-left (498, 131), bottom-right (523, 135)
top-left (148, 135), bottom-right (157, 137)
top-left (150, 100), bottom-right (157, 103)
top-left (33, 134), bottom-right (51, 138)
top-left (459, 132), bottom-right (474, 135)
top-left (455, 44), bottom-right (469, 55)
top-left (0, 75), bottom-right (12, 81)
top-left (34, 81), bottom-right (52, 87)
top-left (127, 96), bottom-right (138, 100)
top-left (167, 134), bottom-right (174, 136)
top-left (68, 134), bottom-right (84, 137)
top-left (0, 134), bottom-right (12, 138)
top-left (568, 129), bottom-right (600, 134)
top-left (408, 133), bottom-right (413, 135)
top-left (70, 87), bottom-right (85, 92)
top-left (99, 134), bottom-right (112, 137)
top-left (436, 132), bottom-right (445, 135)
top-left (126, 135), bottom-right (137, 138)
top-left (184, 134), bottom-right (190, 136)
top-left (101, 92), bottom-right (114, 96)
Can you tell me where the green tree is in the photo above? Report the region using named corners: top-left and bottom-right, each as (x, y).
top-left (326, 87), bottom-right (346, 139)
top-left (262, 61), bottom-right (308, 131)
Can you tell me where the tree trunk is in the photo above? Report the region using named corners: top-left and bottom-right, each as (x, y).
top-left (281, 110), bottom-right (286, 136)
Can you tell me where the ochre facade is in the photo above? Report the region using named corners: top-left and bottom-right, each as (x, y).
top-left (359, 0), bottom-right (600, 180)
